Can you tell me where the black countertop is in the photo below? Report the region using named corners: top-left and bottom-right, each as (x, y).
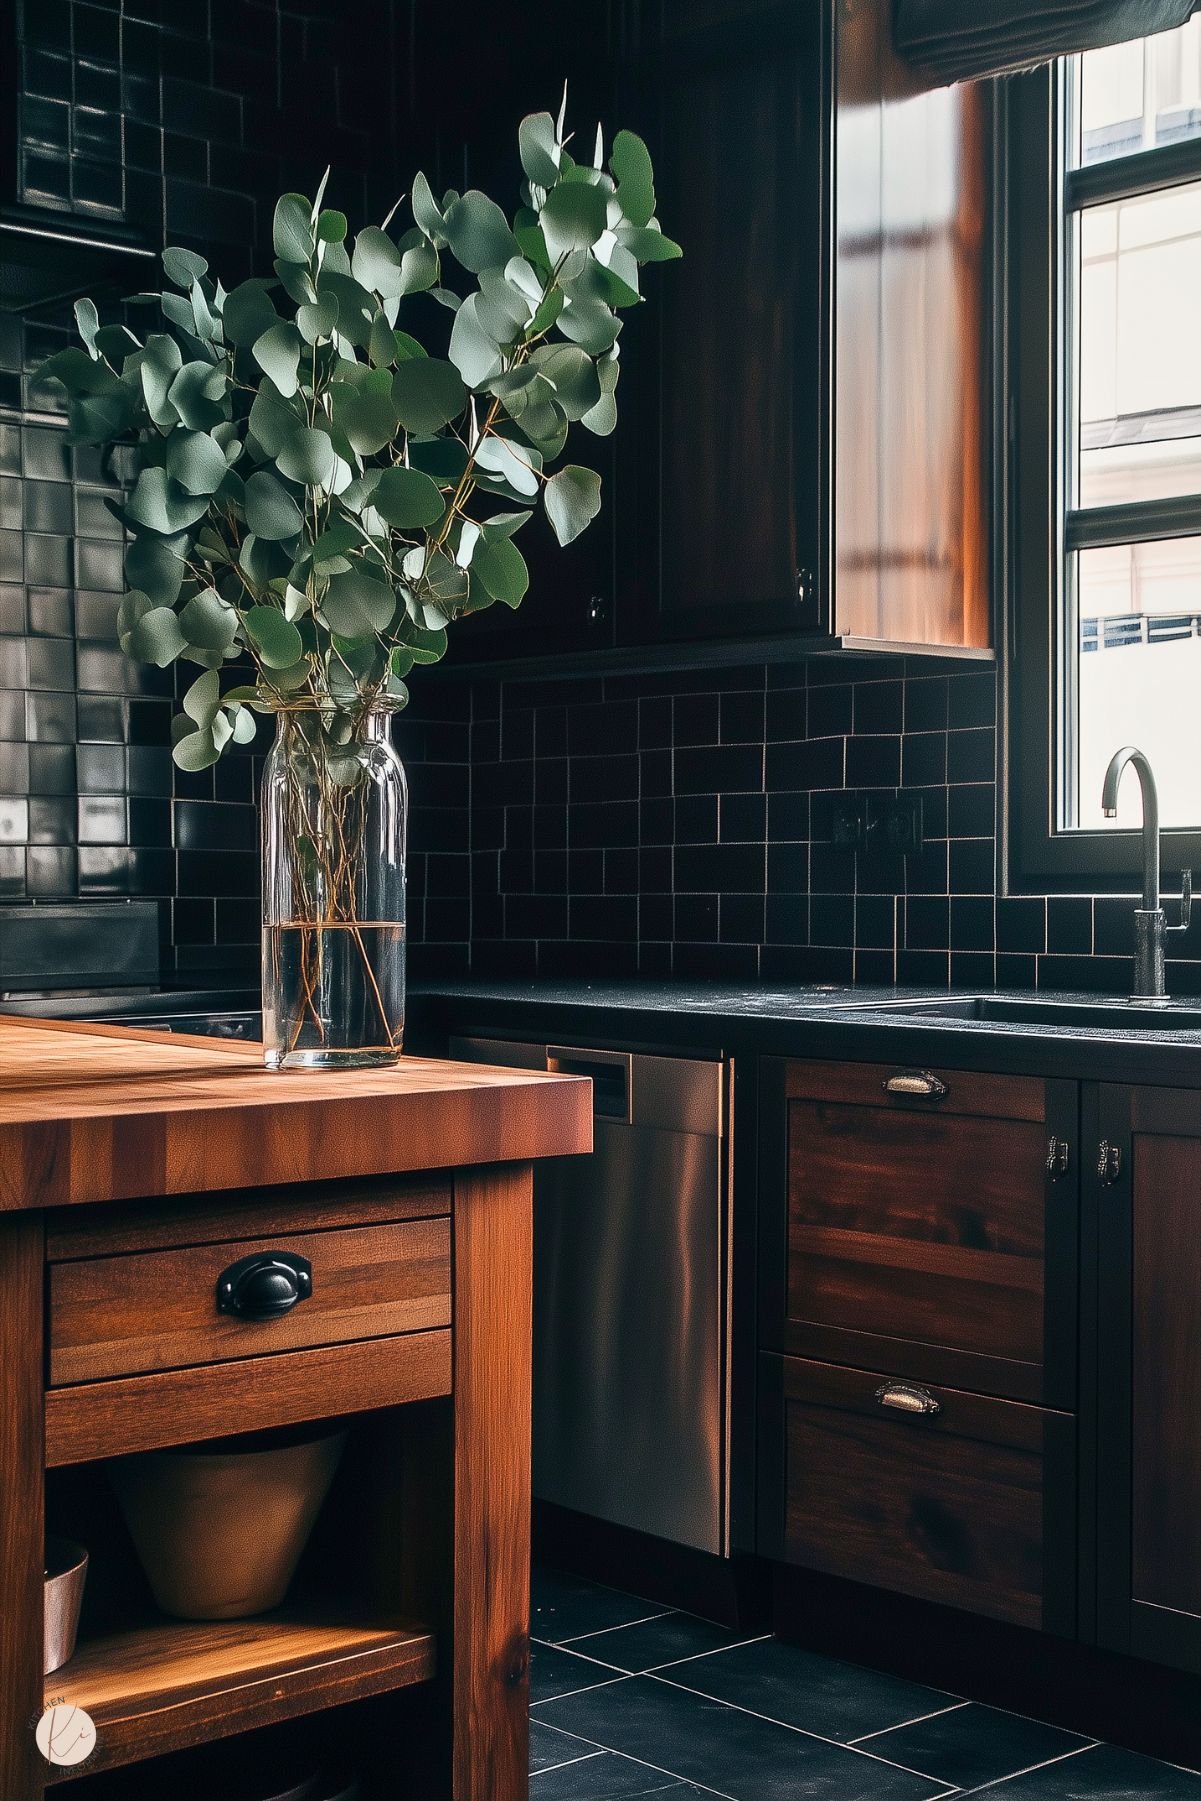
top-left (409, 978), bottom-right (1201, 1088)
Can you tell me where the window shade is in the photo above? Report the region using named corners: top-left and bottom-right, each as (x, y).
top-left (895, 0), bottom-right (1198, 84)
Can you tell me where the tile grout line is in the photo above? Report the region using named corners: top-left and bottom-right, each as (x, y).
top-left (554, 1608), bottom-right (679, 1645)
top-left (644, 1670), bottom-right (983, 1785)
top-left (530, 1715), bottom-right (738, 1801)
top-left (531, 1671), bottom-right (635, 1708)
top-left (640, 1634), bottom-right (774, 1675)
top-left (849, 1700), bottom-right (972, 1744)
top-left (530, 1746), bottom-right (607, 1779)
top-left (957, 1742), bottom-right (1101, 1795)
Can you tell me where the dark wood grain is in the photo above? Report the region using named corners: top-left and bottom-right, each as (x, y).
top-left (1131, 1135), bottom-right (1201, 1618)
top-left (45, 1176), bottom-right (450, 1260)
top-left (0, 1018), bottom-right (592, 1212)
top-left (776, 1354), bottom-right (1072, 1629)
top-left (453, 1164), bottom-right (533, 1801)
top-left (45, 1327), bottom-right (452, 1466)
top-left (785, 1096), bottom-right (1049, 1397)
top-left (0, 1213), bottom-right (45, 1801)
top-left (49, 1216), bottom-right (451, 1384)
top-left (833, 0), bottom-right (989, 648)
top-left (43, 1610), bottom-right (435, 1781)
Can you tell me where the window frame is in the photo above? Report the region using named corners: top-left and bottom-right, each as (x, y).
top-left (1004, 57), bottom-right (1201, 893)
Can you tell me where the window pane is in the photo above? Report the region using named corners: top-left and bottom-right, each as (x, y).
top-left (1075, 181), bottom-right (1201, 507)
top-left (1073, 538), bottom-right (1201, 829)
top-left (1073, 17), bottom-right (1201, 166)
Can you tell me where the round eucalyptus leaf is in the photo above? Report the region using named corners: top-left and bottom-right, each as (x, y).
top-left (179, 588), bottom-right (239, 653)
top-left (166, 429), bottom-right (229, 496)
top-left (532, 342), bottom-right (601, 421)
top-left (222, 279), bottom-right (279, 346)
top-left (411, 171), bottom-right (447, 244)
top-left (139, 334), bottom-right (184, 425)
top-left (183, 667), bottom-right (221, 726)
top-left (163, 245), bottom-right (209, 288)
top-left (240, 532), bottom-right (294, 587)
top-left (559, 293), bottom-right (620, 356)
top-left (329, 374), bottom-right (400, 456)
top-left (518, 111), bottom-right (560, 187)
top-left (447, 294), bottom-right (503, 387)
top-left (74, 297), bottom-right (100, 357)
top-left (123, 601), bottom-right (185, 667)
top-left (544, 463), bottom-right (602, 546)
top-left (274, 191), bottom-right (315, 265)
top-left (391, 356), bottom-right (466, 435)
top-left (248, 379), bottom-right (303, 458)
top-left (126, 465), bottom-right (210, 535)
top-left (167, 360), bottom-right (227, 431)
top-left (317, 208), bottom-right (348, 243)
top-left (408, 437), bottom-right (469, 484)
top-left (244, 469), bottom-right (304, 540)
top-left (297, 293), bottom-right (339, 345)
top-left (539, 182), bottom-right (608, 260)
top-left (229, 704), bottom-right (258, 745)
top-left (372, 466), bottom-right (445, 529)
top-left (442, 191), bottom-right (519, 275)
top-left (321, 565), bottom-right (397, 637)
top-left (481, 509), bottom-right (533, 540)
top-left (471, 535), bottom-right (529, 608)
top-left (609, 130), bottom-right (656, 227)
top-left (126, 533), bottom-right (187, 605)
top-left (476, 271), bottom-right (533, 345)
top-left (252, 322), bottom-right (302, 398)
top-left (351, 226), bottom-right (406, 299)
top-left (172, 723), bottom-right (221, 772)
top-left (244, 604), bottom-right (305, 669)
top-left (615, 222), bottom-right (683, 263)
top-left (276, 425), bottom-right (337, 488)
top-left (398, 242), bottom-right (438, 297)
top-left (474, 433), bottom-right (541, 498)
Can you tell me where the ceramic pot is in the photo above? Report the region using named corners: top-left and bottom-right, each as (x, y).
top-left (109, 1425), bottom-right (347, 1621)
top-left (44, 1537), bottom-right (87, 1675)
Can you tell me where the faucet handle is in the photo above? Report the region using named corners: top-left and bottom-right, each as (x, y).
top-left (1170, 868), bottom-right (1193, 935)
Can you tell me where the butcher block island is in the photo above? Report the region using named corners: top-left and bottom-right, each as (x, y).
top-left (0, 1016), bottom-right (592, 1801)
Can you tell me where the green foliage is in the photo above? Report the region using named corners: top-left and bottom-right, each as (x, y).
top-left (38, 103), bottom-right (679, 768)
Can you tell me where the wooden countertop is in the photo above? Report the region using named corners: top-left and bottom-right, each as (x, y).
top-left (0, 1017), bottom-right (592, 1211)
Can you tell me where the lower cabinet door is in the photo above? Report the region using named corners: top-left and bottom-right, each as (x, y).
top-left (760, 1354), bottom-right (1076, 1633)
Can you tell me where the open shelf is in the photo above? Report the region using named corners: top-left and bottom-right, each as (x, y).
top-left (43, 1608), bottom-right (436, 1782)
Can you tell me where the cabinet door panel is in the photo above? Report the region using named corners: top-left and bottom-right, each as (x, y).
top-left (1096, 1085), bottom-right (1201, 1673)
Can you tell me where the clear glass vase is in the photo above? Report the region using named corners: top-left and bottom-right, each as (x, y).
top-left (261, 702), bottom-right (407, 1071)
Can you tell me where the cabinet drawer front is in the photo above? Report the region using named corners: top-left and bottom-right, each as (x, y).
top-left (772, 1354), bottom-right (1074, 1631)
top-left (784, 1074), bottom-right (1058, 1401)
top-left (49, 1217), bottom-right (451, 1385)
top-left (783, 1060), bottom-right (1045, 1122)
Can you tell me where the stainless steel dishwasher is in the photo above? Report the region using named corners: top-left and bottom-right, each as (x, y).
top-left (450, 1035), bottom-right (729, 1554)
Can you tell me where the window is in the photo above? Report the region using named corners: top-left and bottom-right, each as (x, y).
top-left (1008, 19), bottom-right (1201, 886)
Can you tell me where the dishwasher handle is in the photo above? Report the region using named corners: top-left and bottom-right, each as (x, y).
top-left (547, 1047), bottom-right (631, 1121)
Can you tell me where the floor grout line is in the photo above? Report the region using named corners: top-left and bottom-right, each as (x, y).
top-left (555, 1608), bottom-right (678, 1645)
top-left (531, 1746), bottom-right (607, 1779)
top-left (850, 1700), bottom-right (974, 1744)
top-left (532, 1670), bottom-right (635, 1708)
top-left (644, 1670), bottom-right (981, 1785)
top-left (531, 1716), bottom-right (737, 1800)
top-left (642, 1634), bottom-right (773, 1675)
top-left (957, 1742), bottom-right (1101, 1795)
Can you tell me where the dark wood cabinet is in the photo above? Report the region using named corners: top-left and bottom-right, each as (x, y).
top-left (1091, 1084), bottom-right (1201, 1675)
top-left (762, 1353), bottom-right (1075, 1631)
top-left (758, 1054), bottom-right (1078, 1636)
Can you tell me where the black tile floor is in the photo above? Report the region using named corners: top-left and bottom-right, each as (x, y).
top-left (530, 1570), bottom-right (1201, 1800)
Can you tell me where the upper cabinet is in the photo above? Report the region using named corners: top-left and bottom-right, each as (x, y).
top-left (451, 0), bottom-right (994, 672)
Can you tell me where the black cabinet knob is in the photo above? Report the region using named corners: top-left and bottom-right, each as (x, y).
top-left (216, 1251), bottom-right (313, 1320)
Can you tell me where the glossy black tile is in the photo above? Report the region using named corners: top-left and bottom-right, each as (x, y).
top-left (559, 1614), bottom-right (749, 1676)
top-left (531, 1644), bottom-right (623, 1705)
top-left (979, 1742), bottom-right (1201, 1798)
top-left (533, 1744), bottom-right (714, 1798)
top-left (533, 1572), bottom-right (673, 1646)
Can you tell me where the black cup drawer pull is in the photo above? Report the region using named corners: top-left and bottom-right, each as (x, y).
top-left (882, 1070), bottom-right (948, 1100)
top-left (216, 1251), bottom-right (313, 1320)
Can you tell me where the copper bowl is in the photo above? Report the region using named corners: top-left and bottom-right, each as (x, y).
top-left (44, 1537), bottom-right (88, 1676)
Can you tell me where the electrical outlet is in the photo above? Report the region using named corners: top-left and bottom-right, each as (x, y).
top-left (883, 795), bottom-right (924, 855)
top-left (830, 796), bottom-right (866, 850)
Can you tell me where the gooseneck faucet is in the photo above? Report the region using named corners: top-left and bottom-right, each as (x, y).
top-left (1101, 745), bottom-right (1193, 1003)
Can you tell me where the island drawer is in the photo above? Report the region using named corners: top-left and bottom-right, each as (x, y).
top-left (48, 1212), bottom-right (452, 1385)
top-left (760, 1352), bottom-right (1076, 1633)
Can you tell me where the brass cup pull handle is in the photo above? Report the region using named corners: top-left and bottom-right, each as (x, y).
top-left (874, 1381), bottom-right (941, 1417)
top-left (216, 1251), bottom-right (313, 1320)
top-left (883, 1071), bottom-right (948, 1100)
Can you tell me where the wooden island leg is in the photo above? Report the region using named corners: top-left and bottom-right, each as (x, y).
top-left (451, 1164), bottom-right (533, 1801)
top-left (0, 1213), bottom-right (46, 1801)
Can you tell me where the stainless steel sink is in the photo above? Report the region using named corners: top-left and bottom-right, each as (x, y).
top-left (881, 995), bottom-right (1201, 1031)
